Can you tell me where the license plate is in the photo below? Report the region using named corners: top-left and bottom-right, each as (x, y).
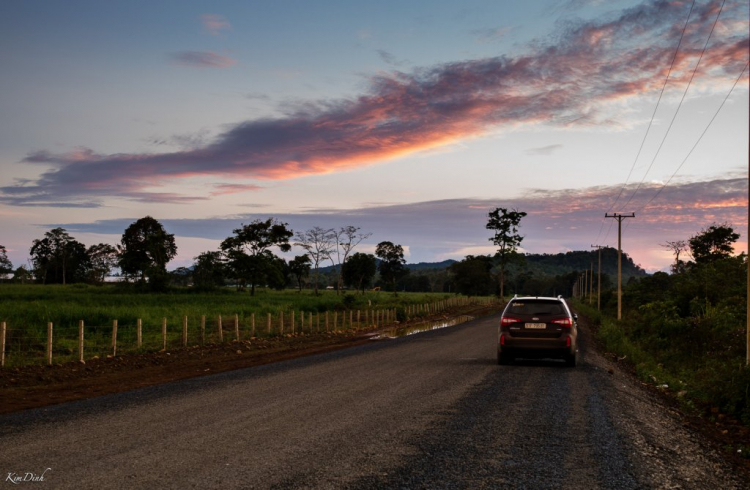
top-left (525, 323), bottom-right (546, 329)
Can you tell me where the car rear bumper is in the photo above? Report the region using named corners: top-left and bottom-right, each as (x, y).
top-left (499, 335), bottom-right (576, 358)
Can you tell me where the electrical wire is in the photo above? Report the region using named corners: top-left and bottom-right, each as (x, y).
top-left (592, 0), bottom-right (696, 246)
top-left (634, 60), bottom-right (749, 214)
top-left (620, 0), bottom-right (726, 210)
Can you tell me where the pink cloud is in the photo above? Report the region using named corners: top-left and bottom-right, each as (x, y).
top-left (169, 51), bottom-right (237, 68)
top-left (2, 0), bottom-right (747, 207)
top-left (200, 14), bottom-right (231, 36)
top-left (56, 176), bottom-right (747, 271)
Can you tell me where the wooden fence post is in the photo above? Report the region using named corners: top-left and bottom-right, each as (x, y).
top-left (218, 315), bottom-right (223, 342)
top-left (162, 317), bottom-right (167, 350)
top-left (1, 321), bottom-right (6, 367)
top-left (309, 312), bottom-right (313, 333)
top-left (137, 318), bottom-right (142, 348)
top-left (47, 322), bottom-right (53, 366)
top-left (267, 313), bottom-right (271, 335)
top-left (251, 313), bottom-right (255, 337)
top-left (325, 311), bottom-right (329, 332)
top-left (234, 314), bottom-right (240, 341)
top-left (78, 320), bottom-right (84, 363)
top-left (316, 312), bottom-right (319, 332)
top-left (112, 320), bottom-right (118, 357)
top-left (349, 311), bottom-right (353, 330)
top-left (280, 311), bottom-right (284, 335)
top-left (183, 316), bottom-right (188, 347)
top-left (201, 316), bottom-right (205, 344)
top-left (291, 311), bottom-right (295, 334)
top-left (334, 311), bottom-right (338, 332)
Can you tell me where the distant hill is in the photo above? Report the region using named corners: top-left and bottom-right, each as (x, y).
top-left (317, 259), bottom-right (456, 274)
top-left (508, 247), bottom-right (648, 282)
top-left (316, 249), bottom-right (646, 281)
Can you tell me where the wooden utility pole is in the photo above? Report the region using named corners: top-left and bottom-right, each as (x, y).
top-left (591, 245), bottom-right (604, 311)
top-left (605, 213), bottom-right (635, 320)
top-left (589, 261), bottom-right (594, 305)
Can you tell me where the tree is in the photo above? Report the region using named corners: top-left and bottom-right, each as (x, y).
top-left (688, 224), bottom-right (740, 264)
top-left (295, 227), bottom-right (335, 295)
top-left (86, 243), bottom-right (119, 284)
top-left (220, 218), bottom-right (293, 295)
top-left (0, 245), bottom-right (12, 279)
top-left (450, 255), bottom-right (494, 296)
top-left (289, 255), bottom-right (312, 292)
top-left (331, 226), bottom-right (372, 294)
top-left (192, 251), bottom-right (226, 291)
top-left (342, 252), bottom-right (377, 294)
top-left (661, 240), bottom-right (688, 274)
top-left (29, 228), bottom-right (89, 284)
top-left (487, 207), bottom-right (527, 299)
top-left (170, 267), bottom-right (192, 287)
top-left (375, 241), bottom-right (408, 295)
top-left (13, 265), bottom-right (31, 284)
top-left (119, 216), bottom-right (177, 290)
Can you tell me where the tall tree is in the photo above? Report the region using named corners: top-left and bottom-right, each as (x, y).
top-left (688, 224), bottom-right (740, 264)
top-left (119, 216), bottom-right (177, 289)
top-left (375, 241), bottom-right (408, 295)
top-left (487, 207), bottom-right (527, 299)
top-left (0, 245), bottom-right (12, 279)
top-left (192, 251), bottom-right (226, 291)
top-left (29, 228), bottom-right (89, 284)
top-left (289, 254), bottom-right (312, 292)
top-left (342, 252), bottom-right (377, 294)
top-left (450, 255), bottom-right (494, 296)
top-left (661, 240), bottom-right (688, 274)
top-left (86, 243), bottom-right (119, 284)
top-left (220, 218), bottom-right (293, 295)
top-left (331, 226), bottom-right (372, 294)
top-left (295, 227), bottom-right (335, 295)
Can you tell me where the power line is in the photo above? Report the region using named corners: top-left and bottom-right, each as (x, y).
top-left (620, 0), bottom-right (726, 210)
top-left (592, 0), bottom-right (696, 246)
top-left (635, 60), bottom-right (749, 214)
top-left (604, 0), bottom-right (697, 217)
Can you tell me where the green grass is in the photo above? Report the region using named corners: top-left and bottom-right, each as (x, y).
top-left (0, 284), bottom-right (497, 367)
top-left (575, 300), bottom-right (750, 426)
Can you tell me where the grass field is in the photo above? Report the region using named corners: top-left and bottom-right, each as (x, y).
top-left (0, 284), bottom-right (497, 366)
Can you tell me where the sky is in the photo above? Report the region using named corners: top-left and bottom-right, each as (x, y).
top-left (0, 0), bottom-right (748, 273)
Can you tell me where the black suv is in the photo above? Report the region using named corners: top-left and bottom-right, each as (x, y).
top-left (497, 296), bottom-right (578, 367)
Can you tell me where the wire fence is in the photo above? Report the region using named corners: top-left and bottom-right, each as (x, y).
top-left (1, 296), bottom-right (498, 368)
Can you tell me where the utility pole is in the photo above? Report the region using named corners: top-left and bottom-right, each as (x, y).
top-left (591, 245), bottom-right (604, 311)
top-left (605, 213), bottom-right (635, 320)
top-left (590, 261), bottom-right (594, 305)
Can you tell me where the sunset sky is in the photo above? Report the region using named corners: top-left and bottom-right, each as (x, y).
top-left (1, 0), bottom-right (748, 273)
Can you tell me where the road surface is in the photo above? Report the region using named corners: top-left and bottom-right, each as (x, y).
top-left (1, 313), bottom-right (746, 488)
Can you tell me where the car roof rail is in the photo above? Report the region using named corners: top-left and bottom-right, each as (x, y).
top-left (557, 295), bottom-right (563, 299)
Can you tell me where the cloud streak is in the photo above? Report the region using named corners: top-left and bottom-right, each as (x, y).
top-left (3, 0), bottom-right (747, 206)
top-left (56, 176), bottom-right (747, 271)
top-left (200, 14), bottom-right (231, 36)
top-left (169, 51), bottom-right (237, 68)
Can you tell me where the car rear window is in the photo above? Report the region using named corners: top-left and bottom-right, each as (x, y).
top-left (508, 300), bottom-right (566, 316)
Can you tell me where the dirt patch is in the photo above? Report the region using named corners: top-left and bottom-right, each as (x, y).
top-left (0, 306), bottom-right (500, 414)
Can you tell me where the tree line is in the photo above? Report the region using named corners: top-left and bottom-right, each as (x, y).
top-left (0, 217), bottom-right (411, 295)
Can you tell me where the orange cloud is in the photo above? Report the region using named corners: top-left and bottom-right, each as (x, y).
top-left (2, 0), bottom-right (747, 207)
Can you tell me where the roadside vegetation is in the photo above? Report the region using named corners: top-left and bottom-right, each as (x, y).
top-left (579, 224), bottom-right (750, 429)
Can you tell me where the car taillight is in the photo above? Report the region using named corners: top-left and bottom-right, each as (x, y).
top-left (551, 317), bottom-right (573, 327)
top-left (500, 334), bottom-right (506, 346)
top-left (501, 316), bottom-right (521, 326)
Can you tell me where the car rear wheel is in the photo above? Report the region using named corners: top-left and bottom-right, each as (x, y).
top-left (497, 352), bottom-right (512, 365)
top-left (565, 350), bottom-right (578, 367)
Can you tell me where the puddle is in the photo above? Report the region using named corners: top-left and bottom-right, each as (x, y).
top-left (370, 315), bottom-right (475, 340)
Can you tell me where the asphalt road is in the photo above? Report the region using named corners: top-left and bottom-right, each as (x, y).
top-left (1, 313), bottom-right (746, 489)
